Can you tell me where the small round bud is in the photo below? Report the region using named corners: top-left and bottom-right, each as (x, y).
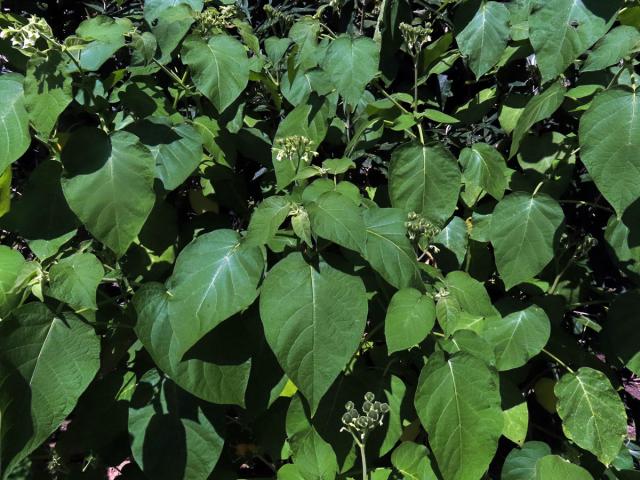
top-left (350, 408), bottom-right (359, 418)
top-left (380, 403), bottom-right (390, 413)
top-left (342, 412), bottom-right (352, 425)
top-left (357, 416), bottom-right (369, 428)
top-left (364, 392), bottom-right (375, 402)
top-left (367, 410), bottom-right (380, 422)
top-left (363, 401), bottom-right (372, 413)
top-left (345, 401), bottom-right (354, 411)
top-left (373, 401), bottom-right (381, 411)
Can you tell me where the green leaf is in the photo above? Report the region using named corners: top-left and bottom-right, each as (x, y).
top-left (501, 380), bottom-right (529, 446)
top-left (385, 288), bottom-right (435, 354)
top-left (182, 34), bottom-right (249, 112)
top-left (23, 50), bottom-right (73, 137)
top-left (292, 209), bottom-right (313, 247)
top-left (605, 215), bottom-right (640, 281)
top-left (528, 0), bottom-right (621, 81)
top-left (438, 271), bottom-right (501, 335)
top-left (288, 17), bottom-right (322, 70)
top-left (555, 367), bottom-right (627, 465)
top-left (47, 252), bottom-right (104, 312)
top-left (583, 26), bottom-right (640, 72)
top-left (415, 352), bottom-right (503, 480)
top-left (490, 192), bottom-right (564, 290)
top-left (510, 82), bottom-right (566, 158)
top-left (307, 191), bottom-right (366, 253)
top-left (432, 216), bottom-right (469, 270)
top-left (259, 252), bottom-right (368, 413)
top-left (0, 303), bottom-right (100, 476)
top-left (321, 34), bottom-right (380, 106)
top-left (272, 94), bottom-right (334, 190)
top-left (72, 16), bottom-right (133, 71)
top-left (579, 87), bottom-right (640, 217)
top-left (0, 161), bottom-right (78, 242)
top-left (0, 246), bottom-right (25, 318)
top-left (0, 167), bottom-right (10, 218)
top-left (455, 1), bottom-right (511, 78)
top-left (483, 305), bottom-right (551, 371)
top-left (133, 283), bottom-right (250, 407)
top-left (391, 442), bottom-right (438, 480)
top-left (438, 330), bottom-right (496, 366)
top-left (501, 441), bottom-right (551, 480)
top-left (244, 196), bottom-right (291, 247)
top-left (389, 142), bottom-right (461, 226)
top-left (167, 229), bottom-right (264, 358)
top-left (143, 0), bottom-right (203, 20)
top-left (459, 143), bottom-right (509, 200)
top-left (535, 455), bottom-right (593, 480)
top-left (362, 207), bottom-right (422, 289)
top-left (265, 36), bottom-right (292, 64)
top-left (290, 427), bottom-right (339, 480)
top-left (61, 129), bottom-right (156, 257)
top-left (0, 74), bottom-right (30, 172)
top-left (146, 3), bottom-right (199, 61)
top-left (129, 375), bottom-right (223, 480)
top-left (127, 118), bottom-right (204, 191)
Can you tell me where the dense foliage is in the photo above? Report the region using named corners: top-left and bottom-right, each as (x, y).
top-left (1, 0), bottom-right (640, 478)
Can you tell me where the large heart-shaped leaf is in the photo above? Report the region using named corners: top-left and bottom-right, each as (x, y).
top-left (385, 288), bottom-right (435, 354)
top-left (389, 142), bottom-right (461, 226)
top-left (0, 303), bottom-right (100, 475)
top-left (483, 305), bottom-right (551, 371)
top-left (167, 229), bottom-right (264, 358)
top-left (23, 50), bottom-right (73, 137)
top-left (0, 74), bottom-right (30, 172)
top-left (415, 352), bottom-right (503, 480)
top-left (528, 0), bottom-right (620, 81)
top-left (490, 192), bottom-right (564, 290)
top-left (61, 128), bottom-right (156, 257)
top-left (455, 1), bottom-right (511, 78)
top-left (47, 252), bottom-right (104, 312)
top-left (259, 252), bottom-right (367, 413)
top-left (133, 282), bottom-right (251, 406)
top-left (307, 191), bottom-right (366, 253)
top-left (579, 87), bottom-right (640, 217)
top-left (362, 208), bottom-right (422, 289)
top-left (320, 34), bottom-right (380, 106)
top-left (555, 367), bottom-right (627, 466)
top-left (182, 34), bottom-right (249, 112)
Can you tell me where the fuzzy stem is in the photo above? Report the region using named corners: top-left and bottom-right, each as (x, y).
top-left (542, 348), bottom-right (575, 374)
top-left (358, 441), bottom-right (367, 480)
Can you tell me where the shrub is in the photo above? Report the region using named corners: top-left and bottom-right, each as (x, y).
top-left (0, 0), bottom-right (639, 479)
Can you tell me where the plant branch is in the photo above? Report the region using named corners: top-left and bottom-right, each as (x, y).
top-left (542, 348), bottom-right (575, 374)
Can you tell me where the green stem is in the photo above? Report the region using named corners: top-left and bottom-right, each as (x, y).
top-left (532, 181), bottom-right (544, 196)
top-left (413, 57), bottom-right (425, 145)
top-left (542, 348), bottom-right (575, 374)
top-left (152, 58), bottom-right (190, 93)
top-left (358, 442), bottom-right (368, 480)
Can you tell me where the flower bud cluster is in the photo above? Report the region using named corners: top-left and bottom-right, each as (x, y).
top-left (264, 5), bottom-right (294, 26)
top-left (195, 6), bottom-right (239, 36)
top-left (0, 15), bottom-right (53, 54)
top-left (399, 22), bottom-right (433, 55)
top-left (341, 392), bottom-right (390, 442)
top-left (405, 211), bottom-right (440, 241)
top-left (272, 135), bottom-right (318, 165)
